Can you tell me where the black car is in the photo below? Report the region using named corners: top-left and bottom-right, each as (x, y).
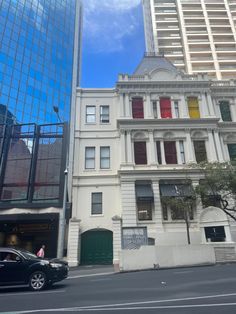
top-left (0, 247), bottom-right (68, 291)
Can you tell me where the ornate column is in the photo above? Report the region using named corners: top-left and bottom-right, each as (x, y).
top-left (67, 218), bottom-right (81, 267)
top-left (181, 95), bottom-right (189, 118)
top-left (120, 130), bottom-right (126, 164)
top-left (176, 140), bottom-right (182, 164)
top-left (191, 180), bottom-right (201, 221)
top-left (207, 129), bottom-right (217, 162)
top-left (121, 180), bottom-right (137, 227)
top-left (213, 129), bottom-right (224, 162)
top-left (157, 98), bottom-right (161, 119)
top-left (185, 129), bottom-right (195, 163)
top-left (200, 93), bottom-right (208, 117)
top-left (146, 93), bottom-right (152, 118)
top-left (230, 99), bottom-right (236, 122)
top-left (112, 216), bottom-right (122, 272)
top-left (171, 99), bottom-right (176, 119)
top-left (160, 140), bottom-right (166, 165)
top-left (119, 93), bottom-right (125, 118)
top-left (126, 130), bottom-right (133, 164)
top-left (148, 130), bottom-right (156, 165)
top-left (206, 92), bottom-right (215, 117)
top-left (152, 180), bottom-right (164, 230)
top-left (125, 93), bottom-right (131, 118)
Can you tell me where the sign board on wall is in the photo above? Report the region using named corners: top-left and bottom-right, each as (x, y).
top-left (122, 227), bottom-right (148, 249)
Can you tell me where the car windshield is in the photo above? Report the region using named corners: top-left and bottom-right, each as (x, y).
top-left (19, 250), bottom-right (38, 260)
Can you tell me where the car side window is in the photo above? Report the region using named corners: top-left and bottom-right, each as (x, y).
top-left (0, 252), bottom-right (18, 262)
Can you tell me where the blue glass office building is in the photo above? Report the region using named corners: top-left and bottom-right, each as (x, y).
top-left (0, 0), bottom-right (82, 257)
top-left (0, 0), bottom-right (81, 124)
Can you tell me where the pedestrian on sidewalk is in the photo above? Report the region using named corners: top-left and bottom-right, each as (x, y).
top-left (37, 244), bottom-right (45, 258)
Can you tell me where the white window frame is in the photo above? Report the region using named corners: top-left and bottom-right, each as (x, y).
top-left (100, 146), bottom-right (110, 169)
top-left (86, 106), bottom-right (96, 123)
top-left (100, 105), bottom-right (109, 123)
top-left (85, 147), bottom-right (95, 169)
top-left (91, 192), bottom-right (103, 215)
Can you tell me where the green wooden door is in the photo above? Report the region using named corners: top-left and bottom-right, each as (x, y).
top-left (80, 230), bottom-right (113, 265)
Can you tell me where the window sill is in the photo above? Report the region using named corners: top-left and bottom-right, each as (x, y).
top-left (85, 123), bottom-right (96, 125)
top-left (138, 220), bottom-right (155, 224)
top-left (90, 214), bottom-right (104, 217)
top-left (162, 220), bottom-right (197, 224)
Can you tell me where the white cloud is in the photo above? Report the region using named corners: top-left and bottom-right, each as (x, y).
top-left (84, 0), bottom-right (142, 53)
top-left (86, 0), bottom-right (141, 12)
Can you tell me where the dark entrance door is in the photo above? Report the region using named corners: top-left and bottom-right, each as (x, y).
top-left (80, 230), bottom-right (113, 265)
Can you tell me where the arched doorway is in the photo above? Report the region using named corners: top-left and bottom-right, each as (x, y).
top-left (80, 229), bottom-right (113, 265)
top-left (199, 206), bottom-right (232, 243)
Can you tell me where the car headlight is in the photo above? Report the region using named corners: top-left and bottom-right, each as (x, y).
top-left (50, 262), bottom-right (62, 268)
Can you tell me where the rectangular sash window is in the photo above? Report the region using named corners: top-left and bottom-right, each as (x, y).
top-left (188, 97), bottom-right (200, 118)
top-left (164, 141), bottom-right (177, 164)
top-left (132, 98), bottom-right (144, 119)
top-left (160, 97), bottom-right (172, 118)
top-left (134, 142), bottom-right (147, 164)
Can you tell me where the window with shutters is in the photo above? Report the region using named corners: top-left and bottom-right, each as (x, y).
top-left (193, 141), bottom-right (207, 163)
top-left (91, 192), bottom-right (102, 215)
top-left (85, 147), bottom-right (95, 169)
top-left (160, 97), bottom-right (172, 118)
top-left (219, 101), bottom-right (232, 122)
top-left (188, 97), bottom-right (200, 118)
top-left (164, 141), bottom-right (177, 164)
top-left (132, 98), bottom-right (144, 119)
top-left (134, 142), bottom-right (147, 165)
top-left (228, 144), bottom-right (236, 161)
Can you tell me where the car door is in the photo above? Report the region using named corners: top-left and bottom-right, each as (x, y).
top-left (0, 251), bottom-right (27, 285)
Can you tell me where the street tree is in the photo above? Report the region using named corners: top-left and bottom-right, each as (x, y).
top-left (191, 162), bottom-right (236, 221)
top-left (161, 183), bottom-right (196, 244)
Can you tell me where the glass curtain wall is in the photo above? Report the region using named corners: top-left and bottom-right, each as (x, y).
top-left (0, 0), bottom-right (79, 125)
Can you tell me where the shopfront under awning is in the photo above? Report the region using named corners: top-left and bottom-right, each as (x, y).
top-left (135, 184), bottom-right (154, 202)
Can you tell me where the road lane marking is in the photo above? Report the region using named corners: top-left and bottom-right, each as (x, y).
top-left (3, 292), bottom-right (236, 313)
top-left (67, 272), bottom-right (114, 279)
top-left (173, 270), bottom-right (193, 274)
top-left (0, 289), bottom-right (65, 297)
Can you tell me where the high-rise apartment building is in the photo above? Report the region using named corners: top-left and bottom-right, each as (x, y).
top-left (0, 0), bottom-right (82, 124)
top-left (142, 0), bottom-right (236, 80)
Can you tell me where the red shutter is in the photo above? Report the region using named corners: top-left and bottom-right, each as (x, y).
top-left (132, 98), bottom-right (144, 119)
top-left (134, 142), bottom-right (147, 164)
top-left (160, 98), bottom-right (172, 118)
top-left (164, 141), bottom-right (177, 164)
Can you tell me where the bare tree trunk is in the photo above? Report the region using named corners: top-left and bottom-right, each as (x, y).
top-left (184, 211), bottom-right (191, 245)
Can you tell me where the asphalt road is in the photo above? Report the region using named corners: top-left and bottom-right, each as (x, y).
top-left (1, 264), bottom-right (236, 313)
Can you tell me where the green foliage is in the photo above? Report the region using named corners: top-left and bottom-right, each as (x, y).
top-left (189, 161), bottom-right (236, 220)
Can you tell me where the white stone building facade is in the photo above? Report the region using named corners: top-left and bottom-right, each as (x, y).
top-left (68, 55), bottom-right (236, 267)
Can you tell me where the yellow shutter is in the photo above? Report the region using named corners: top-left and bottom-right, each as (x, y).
top-left (188, 97), bottom-right (200, 119)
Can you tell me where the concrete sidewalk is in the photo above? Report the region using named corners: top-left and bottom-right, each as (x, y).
top-left (68, 265), bottom-right (115, 278)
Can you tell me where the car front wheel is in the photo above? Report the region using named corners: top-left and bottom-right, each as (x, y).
top-left (29, 271), bottom-right (47, 291)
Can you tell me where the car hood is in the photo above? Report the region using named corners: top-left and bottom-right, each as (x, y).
top-left (48, 258), bottom-right (68, 266)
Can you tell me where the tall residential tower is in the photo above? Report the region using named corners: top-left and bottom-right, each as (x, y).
top-left (142, 0), bottom-right (236, 79)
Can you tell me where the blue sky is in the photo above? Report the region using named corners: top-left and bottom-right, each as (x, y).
top-left (81, 0), bottom-right (145, 88)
